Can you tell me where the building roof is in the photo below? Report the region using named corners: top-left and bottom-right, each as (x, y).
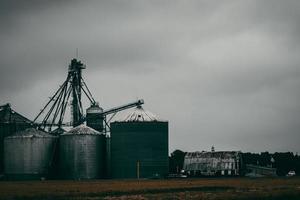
top-left (0, 103), bottom-right (32, 124)
top-left (5, 128), bottom-right (56, 138)
top-left (51, 127), bottom-right (66, 135)
top-left (121, 106), bottom-right (161, 122)
top-left (185, 151), bottom-right (240, 159)
top-left (62, 124), bottom-right (102, 135)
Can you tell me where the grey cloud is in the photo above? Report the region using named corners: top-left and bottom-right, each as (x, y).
top-left (1, 1), bottom-right (300, 153)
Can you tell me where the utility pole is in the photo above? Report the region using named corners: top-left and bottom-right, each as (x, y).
top-left (137, 161), bottom-right (140, 179)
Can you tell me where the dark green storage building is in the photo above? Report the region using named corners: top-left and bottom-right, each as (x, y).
top-left (110, 106), bottom-right (168, 179)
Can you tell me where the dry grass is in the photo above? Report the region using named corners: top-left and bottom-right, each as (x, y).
top-left (0, 177), bottom-right (300, 200)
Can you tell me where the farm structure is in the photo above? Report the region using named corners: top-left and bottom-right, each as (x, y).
top-left (183, 150), bottom-right (242, 176)
top-left (110, 106), bottom-right (169, 179)
top-left (59, 125), bottom-right (106, 179)
top-left (4, 128), bottom-right (57, 180)
top-left (1, 58), bottom-right (169, 180)
top-left (0, 104), bottom-right (33, 175)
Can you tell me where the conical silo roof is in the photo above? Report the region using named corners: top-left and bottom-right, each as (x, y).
top-left (122, 106), bottom-right (161, 122)
top-left (6, 128), bottom-right (56, 138)
top-left (51, 127), bottom-right (66, 135)
top-left (62, 124), bottom-right (101, 135)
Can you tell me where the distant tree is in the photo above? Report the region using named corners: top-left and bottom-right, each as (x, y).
top-left (273, 152), bottom-right (296, 176)
top-left (242, 152), bottom-right (300, 176)
top-left (260, 151), bottom-right (271, 166)
top-left (242, 152), bottom-right (260, 165)
top-left (169, 149), bottom-right (186, 174)
top-left (295, 154), bottom-right (300, 175)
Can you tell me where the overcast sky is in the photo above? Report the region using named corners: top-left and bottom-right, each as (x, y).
top-left (1, 0), bottom-right (300, 154)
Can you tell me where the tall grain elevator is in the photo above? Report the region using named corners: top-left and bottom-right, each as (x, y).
top-left (110, 106), bottom-right (168, 179)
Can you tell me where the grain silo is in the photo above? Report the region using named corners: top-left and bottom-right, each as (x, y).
top-left (59, 124), bottom-right (106, 179)
top-left (4, 128), bottom-right (57, 180)
top-left (110, 106), bottom-right (168, 179)
top-left (86, 104), bottom-right (104, 132)
top-left (0, 104), bottom-right (33, 175)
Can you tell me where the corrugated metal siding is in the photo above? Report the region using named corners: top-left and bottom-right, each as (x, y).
top-left (59, 134), bottom-right (106, 179)
top-left (86, 105), bottom-right (104, 132)
top-left (1, 123), bottom-right (32, 175)
top-left (4, 134), bottom-right (57, 179)
top-left (105, 136), bottom-right (111, 178)
top-left (111, 121), bottom-right (168, 179)
top-left (0, 106), bottom-right (33, 174)
top-left (0, 124), bottom-right (11, 174)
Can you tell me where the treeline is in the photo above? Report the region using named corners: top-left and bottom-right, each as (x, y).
top-left (169, 150), bottom-right (186, 174)
top-left (169, 150), bottom-right (300, 176)
top-left (242, 152), bottom-right (300, 176)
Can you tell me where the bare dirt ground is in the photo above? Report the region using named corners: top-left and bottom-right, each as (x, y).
top-left (0, 177), bottom-right (300, 200)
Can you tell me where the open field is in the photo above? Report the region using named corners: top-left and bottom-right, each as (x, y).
top-left (0, 177), bottom-right (300, 200)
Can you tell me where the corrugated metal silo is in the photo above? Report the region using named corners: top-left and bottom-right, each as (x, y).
top-left (86, 104), bottom-right (104, 132)
top-left (4, 128), bottom-right (57, 180)
top-left (0, 104), bottom-right (33, 174)
top-left (110, 106), bottom-right (168, 179)
top-left (49, 127), bottom-right (66, 179)
top-left (59, 124), bottom-right (106, 179)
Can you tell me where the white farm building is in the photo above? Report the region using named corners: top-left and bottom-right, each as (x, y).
top-left (183, 150), bottom-right (242, 176)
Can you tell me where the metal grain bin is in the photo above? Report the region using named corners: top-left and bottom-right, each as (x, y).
top-left (111, 106), bottom-right (168, 179)
top-left (59, 124), bottom-right (106, 179)
top-left (86, 104), bottom-right (104, 132)
top-left (0, 104), bottom-right (33, 175)
top-left (4, 128), bottom-right (57, 180)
